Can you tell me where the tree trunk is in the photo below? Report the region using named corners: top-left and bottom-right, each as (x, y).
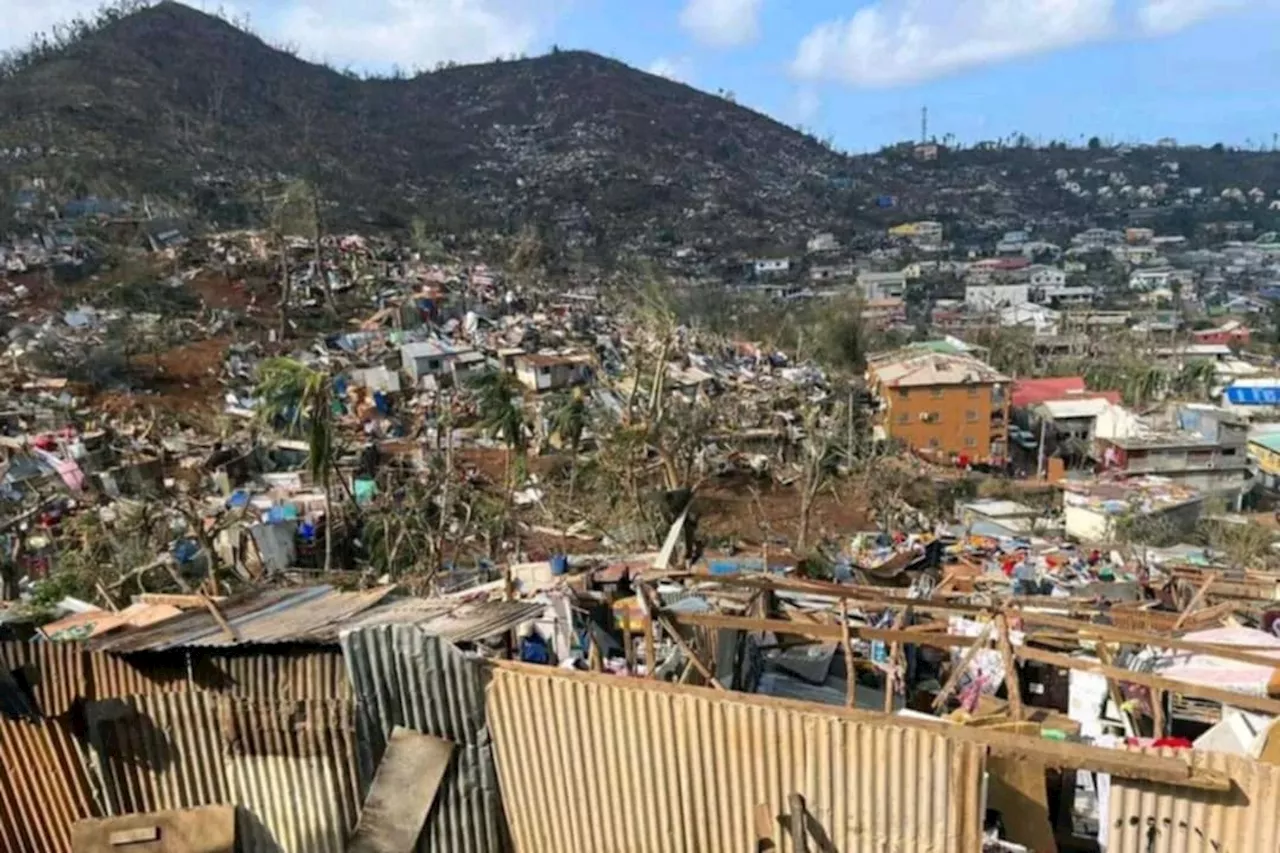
top-left (277, 240), bottom-right (291, 341)
top-left (323, 466), bottom-right (333, 573)
top-left (314, 188), bottom-right (334, 311)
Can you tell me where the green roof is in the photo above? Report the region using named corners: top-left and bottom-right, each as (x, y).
top-left (907, 339), bottom-right (968, 355)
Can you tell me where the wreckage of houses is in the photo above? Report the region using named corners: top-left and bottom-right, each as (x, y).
top-left (4, 564), bottom-right (1280, 853)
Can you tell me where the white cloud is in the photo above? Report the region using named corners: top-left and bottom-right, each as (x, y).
top-left (277, 0), bottom-right (562, 70)
top-left (647, 56), bottom-right (694, 83)
top-left (2, 0), bottom-right (105, 52)
top-left (791, 0), bottom-right (1116, 88)
top-left (1136, 0), bottom-right (1247, 35)
top-left (679, 0), bottom-right (764, 48)
top-left (2, 0), bottom-right (564, 71)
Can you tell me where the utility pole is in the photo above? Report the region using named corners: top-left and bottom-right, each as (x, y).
top-left (921, 106), bottom-right (928, 144)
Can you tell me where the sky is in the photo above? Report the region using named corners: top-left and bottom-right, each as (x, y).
top-left (6, 0), bottom-right (1280, 152)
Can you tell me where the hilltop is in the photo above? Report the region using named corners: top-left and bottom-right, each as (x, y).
top-left (0, 1), bottom-right (854, 249)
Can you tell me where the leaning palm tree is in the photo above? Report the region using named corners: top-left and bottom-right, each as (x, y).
top-left (470, 370), bottom-right (528, 489)
top-left (255, 357), bottom-right (336, 571)
top-left (547, 387), bottom-right (593, 497)
top-left (1173, 360), bottom-right (1218, 401)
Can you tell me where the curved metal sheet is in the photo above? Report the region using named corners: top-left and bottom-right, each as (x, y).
top-left (0, 641), bottom-right (86, 717)
top-left (86, 692), bottom-right (228, 815)
top-left (0, 716), bottom-right (96, 853)
top-left (487, 665), bottom-right (987, 853)
top-left (1107, 747), bottom-right (1280, 853)
top-left (221, 698), bottom-right (362, 853)
top-left (340, 625), bottom-right (508, 853)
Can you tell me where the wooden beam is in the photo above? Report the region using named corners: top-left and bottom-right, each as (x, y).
top-left (1172, 573), bottom-right (1217, 632)
top-left (1015, 644), bottom-right (1280, 717)
top-left (645, 586), bottom-right (725, 690)
top-left (663, 611), bottom-right (980, 651)
top-left (885, 607), bottom-right (909, 714)
top-left (200, 592), bottom-right (237, 643)
top-left (1015, 610), bottom-right (1280, 669)
top-left (789, 793), bottom-right (809, 853)
top-left (933, 622), bottom-right (994, 712)
top-left (841, 600), bottom-right (856, 708)
top-left (997, 614), bottom-right (1023, 721)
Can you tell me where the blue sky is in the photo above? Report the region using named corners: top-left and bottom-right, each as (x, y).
top-left (8, 0), bottom-right (1280, 152)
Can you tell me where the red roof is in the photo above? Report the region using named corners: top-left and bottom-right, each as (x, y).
top-left (1013, 377), bottom-right (1085, 408)
top-left (1013, 377), bottom-right (1123, 408)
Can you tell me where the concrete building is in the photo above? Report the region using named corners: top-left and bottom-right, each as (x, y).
top-left (1096, 404), bottom-right (1249, 497)
top-left (965, 283), bottom-right (1031, 311)
top-left (513, 353), bottom-right (592, 392)
top-left (868, 348), bottom-right (1010, 463)
top-left (401, 340), bottom-right (484, 386)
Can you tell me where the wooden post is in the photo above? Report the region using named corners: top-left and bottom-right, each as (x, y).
top-left (885, 606), bottom-right (908, 714)
top-left (998, 614), bottom-right (1024, 721)
top-left (644, 616), bottom-right (656, 679)
top-left (789, 793), bottom-right (809, 853)
top-left (1152, 688), bottom-right (1166, 738)
top-left (841, 600), bottom-right (856, 708)
top-left (623, 625), bottom-right (635, 673)
top-left (1172, 573), bottom-right (1217, 632)
top-left (933, 621), bottom-right (994, 711)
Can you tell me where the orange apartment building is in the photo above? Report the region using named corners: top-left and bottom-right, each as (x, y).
top-left (868, 350), bottom-right (1011, 464)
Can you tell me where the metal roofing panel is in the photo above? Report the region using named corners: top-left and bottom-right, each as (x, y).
top-left (88, 586), bottom-right (395, 652)
top-left (0, 640), bottom-right (87, 717)
top-left (1108, 748), bottom-right (1280, 853)
top-left (347, 599), bottom-right (546, 643)
top-left (487, 665), bottom-right (987, 853)
top-left (222, 697), bottom-right (362, 853)
top-left (198, 648), bottom-right (353, 700)
top-left (87, 692), bottom-right (228, 815)
top-left (0, 716), bottom-right (96, 853)
top-left (340, 625), bottom-right (507, 853)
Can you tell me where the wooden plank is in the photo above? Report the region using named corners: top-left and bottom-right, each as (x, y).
top-left (1015, 644), bottom-right (1280, 717)
top-left (997, 614), bottom-right (1023, 721)
top-left (346, 727), bottom-right (455, 853)
top-left (885, 607), bottom-right (909, 714)
top-left (841, 600), bottom-right (856, 708)
top-left (664, 611), bottom-right (979, 651)
top-left (1172, 573), bottom-right (1217, 631)
top-left (1016, 610), bottom-right (1280, 669)
top-left (788, 793), bottom-right (808, 853)
top-left (933, 622), bottom-right (994, 711)
top-left (987, 755), bottom-right (1057, 853)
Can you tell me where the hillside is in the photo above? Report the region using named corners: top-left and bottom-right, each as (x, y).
top-left (0, 1), bottom-right (855, 248)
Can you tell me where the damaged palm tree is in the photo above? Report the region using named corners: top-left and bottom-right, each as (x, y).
top-left (254, 357), bottom-right (337, 572)
top-left (546, 386), bottom-right (594, 498)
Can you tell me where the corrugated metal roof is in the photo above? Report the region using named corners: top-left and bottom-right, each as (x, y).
top-left (88, 586), bottom-right (396, 653)
top-left (1108, 748), bottom-right (1280, 853)
top-left (487, 664), bottom-right (987, 853)
top-left (198, 648), bottom-right (353, 700)
top-left (0, 716), bottom-right (96, 853)
top-left (346, 599), bottom-right (546, 643)
top-left (0, 640), bottom-right (86, 718)
top-left (341, 625), bottom-right (508, 853)
top-left (87, 692), bottom-right (228, 815)
top-left (222, 697), bottom-right (362, 853)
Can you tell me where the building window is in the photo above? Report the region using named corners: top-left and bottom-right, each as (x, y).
top-left (964, 436), bottom-right (977, 447)
top-left (965, 410), bottom-right (978, 422)
top-left (427, 359), bottom-right (441, 371)
top-left (928, 438), bottom-right (941, 449)
top-left (540, 366), bottom-right (551, 375)
top-left (897, 388), bottom-right (909, 399)
top-left (967, 387), bottom-right (980, 398)
top-left (931, 387), bottom-right (944, 399)
top-left (896, 412), bottom-right (910, 424)
top-left (1223, 447), bottom-right (1238, 456)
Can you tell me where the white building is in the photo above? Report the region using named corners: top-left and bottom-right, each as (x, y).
top-left (1028, 266), bottom-right (1067, 289)
top-left (965, 283), bottom-right (1031, 311)
top-left (1129, 268), bottom-right (1175, 290)
top-left (807, 233), bottom-right (839, 253)
top-left (858, 271), bottom-right (907, 301)
top-left (752, 258), bottom-right (791, 276)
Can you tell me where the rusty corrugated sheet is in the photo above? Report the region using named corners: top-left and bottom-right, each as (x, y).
top-left (90, 586), bottom-right (395, 653)
top-left (86, 691), bottom-right (228, 815)
top-left (0, 716), bottom-right (97, 853)
top-left (198, 648), bottom-right (352, 700)
top-left (88, 651), bottom-right (193, 700)
top-left (220, 697), bottom-right (362, 853)
top-left (340, 625), bottom-right (507, 853)
top-left (0, 641), bottom-right (86, 717)
top-left (487, 665), bottom-right (987, 853)
top-left (1108, 748), bottom-right (1280, 853)
top-left (347, 599), bottom-right (546, 643)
